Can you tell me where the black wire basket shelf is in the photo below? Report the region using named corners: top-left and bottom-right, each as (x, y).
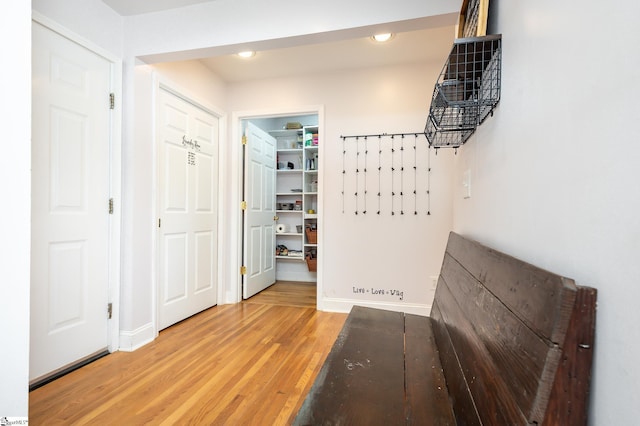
top-left (425, 34), bottom-right (502, 148)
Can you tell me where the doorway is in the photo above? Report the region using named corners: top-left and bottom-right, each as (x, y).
top-left (239, 110), bottom-right (322, 302)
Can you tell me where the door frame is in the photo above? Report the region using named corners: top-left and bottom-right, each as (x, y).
top-left (230, 106), bottom-right (324, 306)
top-left (153, 77), bottom-right (226, 334)
top-left (32, 12), bottom-right (123, 352)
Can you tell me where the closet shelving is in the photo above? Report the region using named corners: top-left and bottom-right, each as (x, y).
top-left (272, 125), bottom-right (318, 273)
top-left (303, 127), bottom-right (318, 270)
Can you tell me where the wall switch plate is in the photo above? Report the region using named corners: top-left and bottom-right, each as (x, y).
top-left (463, 169), bottom-right (471, 199)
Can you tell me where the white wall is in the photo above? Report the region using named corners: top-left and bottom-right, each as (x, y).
top-left (228, 61), bottom-right (456, 314)
top-left (31, 0), bottom-right (123, 57)
top-left (453, 1), bottom-right (640, 423)
top-left (151, 61), bottom-right (227, 105)
top-left (0, 2), bottom-right (31, 417)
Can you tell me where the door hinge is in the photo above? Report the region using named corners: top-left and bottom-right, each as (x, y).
top-left (242, 135), bottom-right (247, 145)
top-left (108, 198), bottom-right (114, 214)
top-left (107, 302), bottom-right (113, 319)
top-left (241, 200), bottom-right (247, 210)
top-left (109, 93), bottom-right (115, 110)
top-left (240, 265), bottom-right (247, 275)
top-left (158, 218), bottom-right (161, 228)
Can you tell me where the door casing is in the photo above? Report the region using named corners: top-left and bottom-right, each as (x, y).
top-left (231, 106), bottom-right (324, 307)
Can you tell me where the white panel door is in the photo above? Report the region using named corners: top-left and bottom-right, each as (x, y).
top-left (243, 123), bottom-right (276, 299)
top-left (158, 88), bottom-right (219, 330)
top-left (30, 22), bottom-right (112, 381)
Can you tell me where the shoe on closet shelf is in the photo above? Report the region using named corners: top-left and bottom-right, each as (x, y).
top-left (276, 245), bottom-right (288, 256)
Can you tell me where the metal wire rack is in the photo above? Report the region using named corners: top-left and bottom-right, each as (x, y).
top-left (425, 34), bottom-right (502, 148)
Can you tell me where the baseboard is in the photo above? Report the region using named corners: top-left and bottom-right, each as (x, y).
top-left (275, 270), bottom-right (317, 282)
top-left (319, 297), bottom-right (432, 317)
top-left (118, 322), bottom-right (156, 352)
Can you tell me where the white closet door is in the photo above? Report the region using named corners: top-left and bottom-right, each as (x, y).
top-left (30, 22), bottom-right (112, 381)
top-left (157, 87), bottom-right (219, 330)
top-left (243, 123), bottom-right (276, 299)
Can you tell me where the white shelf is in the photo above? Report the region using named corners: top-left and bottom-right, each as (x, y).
top-left (276, 209), bottom-right (303, 213)
top-left (275, 255), bottom-right (305, 261)
top-left (277, 169), bottom-right (303, 173)
top-left (270, 129), bottom-right (301, 136)
top-left (276, 232), bottom-right (303, 236)
top-left (304, 213), bottom-right (318, 219)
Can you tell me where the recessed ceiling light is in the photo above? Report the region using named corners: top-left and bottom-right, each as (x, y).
top-left (237, 51), bottom-right (256, 58)
top-left (371, 33), bottom-right (393, 43)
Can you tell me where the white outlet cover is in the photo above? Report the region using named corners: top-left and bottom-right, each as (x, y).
top-left (430, 275), bottom-right (438, 289)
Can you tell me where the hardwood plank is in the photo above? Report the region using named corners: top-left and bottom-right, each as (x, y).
top-left (434, 276), bottom-right (527, 425)
top-left (404, 313), bottom-right (456, 425)
top-left (294, 306), bottom-right (406, 425)
top-left (445, 232), bottom-right (577, 344)
top-left (440, 253), bottom-right (562, 422)
top-left (430, 298), bottom-right (481, 426)
top-left (243, 281), bottom-right (317, 308)
top-left (29, 288), bottom-right (347, 425)
top-left (543, 286), bottom-right (597, 426)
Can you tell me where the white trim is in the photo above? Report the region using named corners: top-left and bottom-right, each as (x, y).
top-left (150, 70), bottom-right (159, 342)
top-left (321, 297), bottom-right (432, 317)
top-left (316, 107), bottom-right (325, 310)
top-left (276, 270), bottom-right (317, 282)
top-left (230, 111), bottom-right (244, 304)
top-left (153, 75), bottom-right (226, 334)
top-left (118, 323), bottom-right (155, 352)
top-left (231, 106), bottom-right (325, 306)
top-left (31, 12), bottom-right (123, 353)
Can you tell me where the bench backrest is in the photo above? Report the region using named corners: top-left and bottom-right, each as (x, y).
top-left (431, 232), bottom-right (596, 425)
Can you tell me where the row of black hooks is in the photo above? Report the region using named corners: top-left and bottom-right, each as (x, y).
top-left (340, 133), bottom-right (432, 216)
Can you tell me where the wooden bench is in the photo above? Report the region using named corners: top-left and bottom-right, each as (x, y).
top-left (294, 232), bottom-right (597, 425)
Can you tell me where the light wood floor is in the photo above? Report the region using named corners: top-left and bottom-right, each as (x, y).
top-left (243, 281), bottom-right (317, 308)
top-left (29, 282), bottom-right (347, 425)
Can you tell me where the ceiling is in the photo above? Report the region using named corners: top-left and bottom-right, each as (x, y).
top-left (199, 26), bottom-right (455, 83)
top-left (102, 0), bottom-right (216, 16)
top-left (102, 0), bottom-right (456, 83)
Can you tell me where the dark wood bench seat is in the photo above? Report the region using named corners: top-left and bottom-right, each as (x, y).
top-left (294, 232), bottom-right (597, 425)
